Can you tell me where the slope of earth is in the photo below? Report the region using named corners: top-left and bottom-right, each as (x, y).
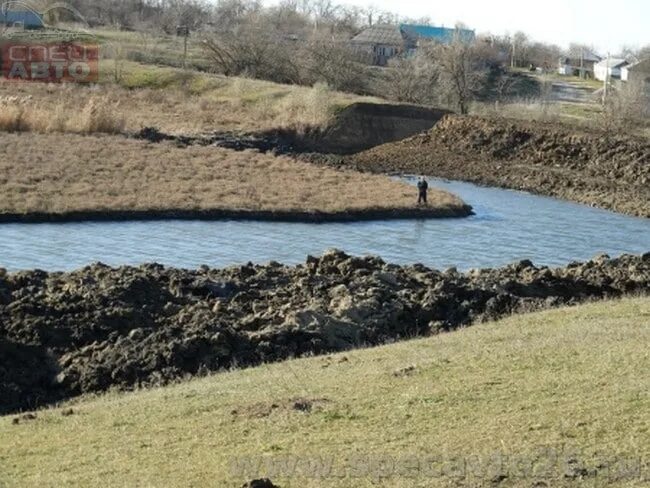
top-left (1, 250), bottom-right (648, 414)
top-left (352, 115), bottom-right (650, 217)
top-left (2, 298), bottom-right (649, 487)
top-left (296, 102), bottom-right (452, 154)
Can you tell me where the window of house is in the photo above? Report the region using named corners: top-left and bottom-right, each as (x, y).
top-left (375, 46), bottom-right (396, 57)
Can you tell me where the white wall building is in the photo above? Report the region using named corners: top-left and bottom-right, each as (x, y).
top-left (558, 48), bottom-right (601, 78)
top-left (622, 59), bottom-right (650, 82)
top-left (594, 58), bottom-right (629, 81)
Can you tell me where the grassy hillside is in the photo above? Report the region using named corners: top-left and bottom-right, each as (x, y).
top-left (0, 60), bottom-right (381, 134)
top-left (0, 66), bottom-right (378, 134)
top-left (2, 298), bottom-right (648, 487)
top-left (0, 26), bottom-right (380, 134)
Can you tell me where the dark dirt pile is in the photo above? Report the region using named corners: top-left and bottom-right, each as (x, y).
top-left (351, 115), bottom-right (650, 217)
top-left (1, 250), bottom-right (648, 414)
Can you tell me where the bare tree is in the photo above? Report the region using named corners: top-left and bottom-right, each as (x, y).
top-left (146, 0), bottom-right (210, 33)
top-left (527, 41), bottom-right (561, 71)
top-left (300, 36), bottom-right (370, 93)
top-left (311, 0), bottom-right (338, 24)
top-left (384, 50), bottom-right (440, 105)
top-left (428, 38), bottom-right (490, 114)
top-left (211, 0), bottom-right (262, 30)
top-left (511, 31), bottom-right (529, 68)
top-left (265, 1), bottom-right (312, 35)
top-left (202, 25), bottom-right (301, 84)
top-left (638, 45), bottom-right (650, 59)
top-left (600, 83), bottom-right (650, 133)
top-left (333, 4), bottom-right (365, 35)
top-left (493, 72), bottom-right (522, 101)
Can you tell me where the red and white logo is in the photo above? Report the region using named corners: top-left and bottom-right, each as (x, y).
top-left (1, 42), bottom-right (99, 82)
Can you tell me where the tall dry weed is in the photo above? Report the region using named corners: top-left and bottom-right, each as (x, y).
top-left (46, 104), bottom-right (69, 133)
top-left (76, 97), bottom-right (126, 134)
top-left (0, 96), bottom-right (31, 132)
top-left (471, 99), bottom-right (561, 123)
top-left (275, 82), bottom-right (333, 130)
top-left (0, 95), bottom-right (126, 134)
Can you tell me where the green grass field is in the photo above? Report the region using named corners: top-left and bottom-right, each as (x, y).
top-left (1, 298), bottom-right (648, 487)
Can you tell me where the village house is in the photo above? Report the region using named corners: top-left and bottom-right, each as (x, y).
top-left (593, 58), bottom-right (629, 81)
top-left (558, 47), bottom-right (601, 78)
top-left (351, 23), bottom-right (475, 66)
top-left (621, 58), bottom-right (650, 89)
top-left (350, 24), bottom-right (404, 66)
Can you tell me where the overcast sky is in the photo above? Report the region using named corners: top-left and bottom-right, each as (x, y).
top-left (265, 0), bottom-right (649, 53)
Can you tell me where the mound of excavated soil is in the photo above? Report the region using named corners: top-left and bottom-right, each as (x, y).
top-left (352, 115), bottom-right (650, 217)
top-left (1, 250), bottom-right (648, 414)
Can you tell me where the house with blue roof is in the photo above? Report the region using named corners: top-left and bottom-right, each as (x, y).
top-left (400, 24), bottom-right (475, 46)
top-left (351, 23), bottom-right (475, 66)
top-left (0, 9), bottom-right (44, 30)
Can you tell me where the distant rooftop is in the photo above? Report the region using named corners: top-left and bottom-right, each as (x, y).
top-left (595, 58), bottom-right (629, 69)
top-left (352, 23), bottom-right (475, 46)
top-left (351, 24), bottom-right (403, 45)
top-left (565, 47), bottom-right (601, 62)
top-left (400, 24), bottom-right (475, 43)
top-left (624, 58), bottom-right (650, 72)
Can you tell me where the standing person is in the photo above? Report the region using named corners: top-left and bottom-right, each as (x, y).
top-left (417, 176), bottom-right (428, 205)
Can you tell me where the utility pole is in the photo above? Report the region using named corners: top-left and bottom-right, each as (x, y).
top-left (177, 25), bottom-right (190, 70)
top-left (580, 47), bottom-right (584, 79)
top-left (183, 28), bottom-right (189, 70)
top-left (602, 52), bottom-right (610, 105)
top-left (511, 38), bottom-right (516, 69)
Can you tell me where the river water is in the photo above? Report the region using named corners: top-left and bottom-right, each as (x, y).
top-left (1, 178), bottom-right (648, 272)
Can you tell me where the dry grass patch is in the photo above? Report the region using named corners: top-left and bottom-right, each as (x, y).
top-left (0, 95), bottom-right (125, 134)
top-left (1, 298), bottom-right (648, 487)
top-left (0, 132), bottom-right (465, 216)
top-left (0, 64), bottom-right (381, 135)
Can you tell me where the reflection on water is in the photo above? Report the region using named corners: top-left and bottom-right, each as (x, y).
top-left (1, 178), bottom-right (648, 271)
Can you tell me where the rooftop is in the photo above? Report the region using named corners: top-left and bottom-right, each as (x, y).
top-left (352, 23), bottom-right (476, 46)
top-left (351, 24), bottom-right (403, 45)
top-left (400, 24), bottom-right (475, 43)
top-left (624, 58), bottom-right (650, 72)
top-left (595, 58), bottom-right (629, 69)
top-left (565, 47), bottom-right (601, 62)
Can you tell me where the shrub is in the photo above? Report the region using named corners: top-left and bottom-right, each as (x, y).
top-left (0, 97), bottom-right (30, 132)
top-left (276, 82), bottom-right (333, 129)
top-left (76, 97), bottom-right (126, 134)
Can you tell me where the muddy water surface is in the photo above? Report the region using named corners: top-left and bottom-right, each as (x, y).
top-left (1, 178), bottom-right (648, 271)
